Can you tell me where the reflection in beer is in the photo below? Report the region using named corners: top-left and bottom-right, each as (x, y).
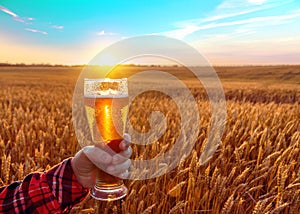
top-left (84, 78), bottom-right (129, 201)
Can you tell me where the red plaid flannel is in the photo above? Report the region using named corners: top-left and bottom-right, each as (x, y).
top-left (0, 158), bottom-right (89, 213)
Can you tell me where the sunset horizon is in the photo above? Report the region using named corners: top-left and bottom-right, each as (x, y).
top-left (1, 0), bottom-right (299, 66)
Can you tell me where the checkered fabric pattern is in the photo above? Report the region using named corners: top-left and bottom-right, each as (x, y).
top-left (0, 158), bottom-right (89, 213)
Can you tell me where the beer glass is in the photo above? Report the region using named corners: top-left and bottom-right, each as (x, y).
top-left (84, 78), bottom-right (128, 201)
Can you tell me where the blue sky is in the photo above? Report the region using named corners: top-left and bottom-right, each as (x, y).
top-left (0, 0), bottom-right (299, 65)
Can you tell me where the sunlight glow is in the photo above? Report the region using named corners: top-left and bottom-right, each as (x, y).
top-left (0, 0), bottom-right (299, 65)
top-left (97, 54), bottom-right (118, 66)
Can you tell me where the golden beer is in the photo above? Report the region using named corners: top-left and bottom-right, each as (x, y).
top-left (84, 78), bottom-right (128, 201)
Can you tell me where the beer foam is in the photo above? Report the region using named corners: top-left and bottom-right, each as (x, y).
top-left (84, 93), bottom-right (128, 98)
top-left (84, 78), bottom-right (128, 99)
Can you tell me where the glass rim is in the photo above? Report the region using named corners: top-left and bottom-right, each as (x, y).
top-left (84, 78), bottom-right (127, 82)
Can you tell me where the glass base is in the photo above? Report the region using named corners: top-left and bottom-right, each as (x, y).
top-left (90, 184), bottom-right (128, 201)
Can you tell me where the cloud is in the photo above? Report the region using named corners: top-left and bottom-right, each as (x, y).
top-left (51, 25), bottom-right (64, 30)
top-left (97, 30), bottom-right (116, 36)
top-left (248, 0), bottom-right (267, 5)
top-left (25, 28), bottom-right (48, 35)
top-left (160, 25), bottom-right (199, 40)
top-left (0, 5), bottom-right (30, 23)
top-left (217, 0), bottom-right (287, 9)
top-left (157, 0), bottom-right (297, 40)
top-left (0, 5), bottom-right (61, 34)
top-left (160, 11), bottom-right (300, 40)
top-left (0, 5), bottom-right (17, 17)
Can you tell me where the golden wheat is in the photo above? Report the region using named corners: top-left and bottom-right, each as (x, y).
top-left (0, 66), bottom-right (299, 213)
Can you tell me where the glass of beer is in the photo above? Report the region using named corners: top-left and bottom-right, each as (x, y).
top-left (84, 78), bottom-right (129, 201)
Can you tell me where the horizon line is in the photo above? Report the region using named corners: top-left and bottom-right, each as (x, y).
top-left (1, 62), bottom-right (300, 67)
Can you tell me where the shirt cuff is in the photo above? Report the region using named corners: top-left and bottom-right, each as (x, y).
top-left (46, 157), bottom-right (89, 212)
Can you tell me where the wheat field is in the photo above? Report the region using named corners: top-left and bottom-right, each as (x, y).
top-left (0, 65), bottom-right (299, 213)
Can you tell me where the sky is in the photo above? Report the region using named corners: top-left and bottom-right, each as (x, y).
top-left (0, 0), bottom-right (300, 65)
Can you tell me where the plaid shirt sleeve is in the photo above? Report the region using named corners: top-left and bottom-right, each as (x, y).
top-left (0, 158), bottom-right (89, 213)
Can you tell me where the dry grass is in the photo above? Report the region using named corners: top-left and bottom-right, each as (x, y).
top-left (0, 65), bottom-right (299, 213)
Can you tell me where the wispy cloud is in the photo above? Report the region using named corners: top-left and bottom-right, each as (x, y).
top-left (174, 6), bottom-right (272, 27)
top-left (25, 28), bottom-right (48, 35)
top-left (0, 5), bottom-right (35, 24)
top-left (0, 5), bottom-right (17, 17)
top-left (0, 5), bottom-right (27, 23)
top-left (97, 30), bottom-right (117, 36)
top-left (1, 5), bottom-right (62, 34)
top-left (157, 0), bottom-right (297, 39)
top-left (51, 25), bottom-right (64, 30)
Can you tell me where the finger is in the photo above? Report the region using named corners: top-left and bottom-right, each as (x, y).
top-left (117, 170), bottom-right (129, 179)
top-left (119, 133), bottom-right (131, 150)
top-left (83, 146), bottom-right (112, 167)
top-left (124, 133), bottom-right (131, 143)
top-left (122, 146), bottom-right (132, 159)
top-left (112, 154), bottom-right (127, 165)
top-left (112, 146), bottom-right (132, 164)
top-left (106, 159), bottom-right (131, 176)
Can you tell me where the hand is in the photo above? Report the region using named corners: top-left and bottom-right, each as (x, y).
top-left (71, 134), bottom-right (132, 188)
